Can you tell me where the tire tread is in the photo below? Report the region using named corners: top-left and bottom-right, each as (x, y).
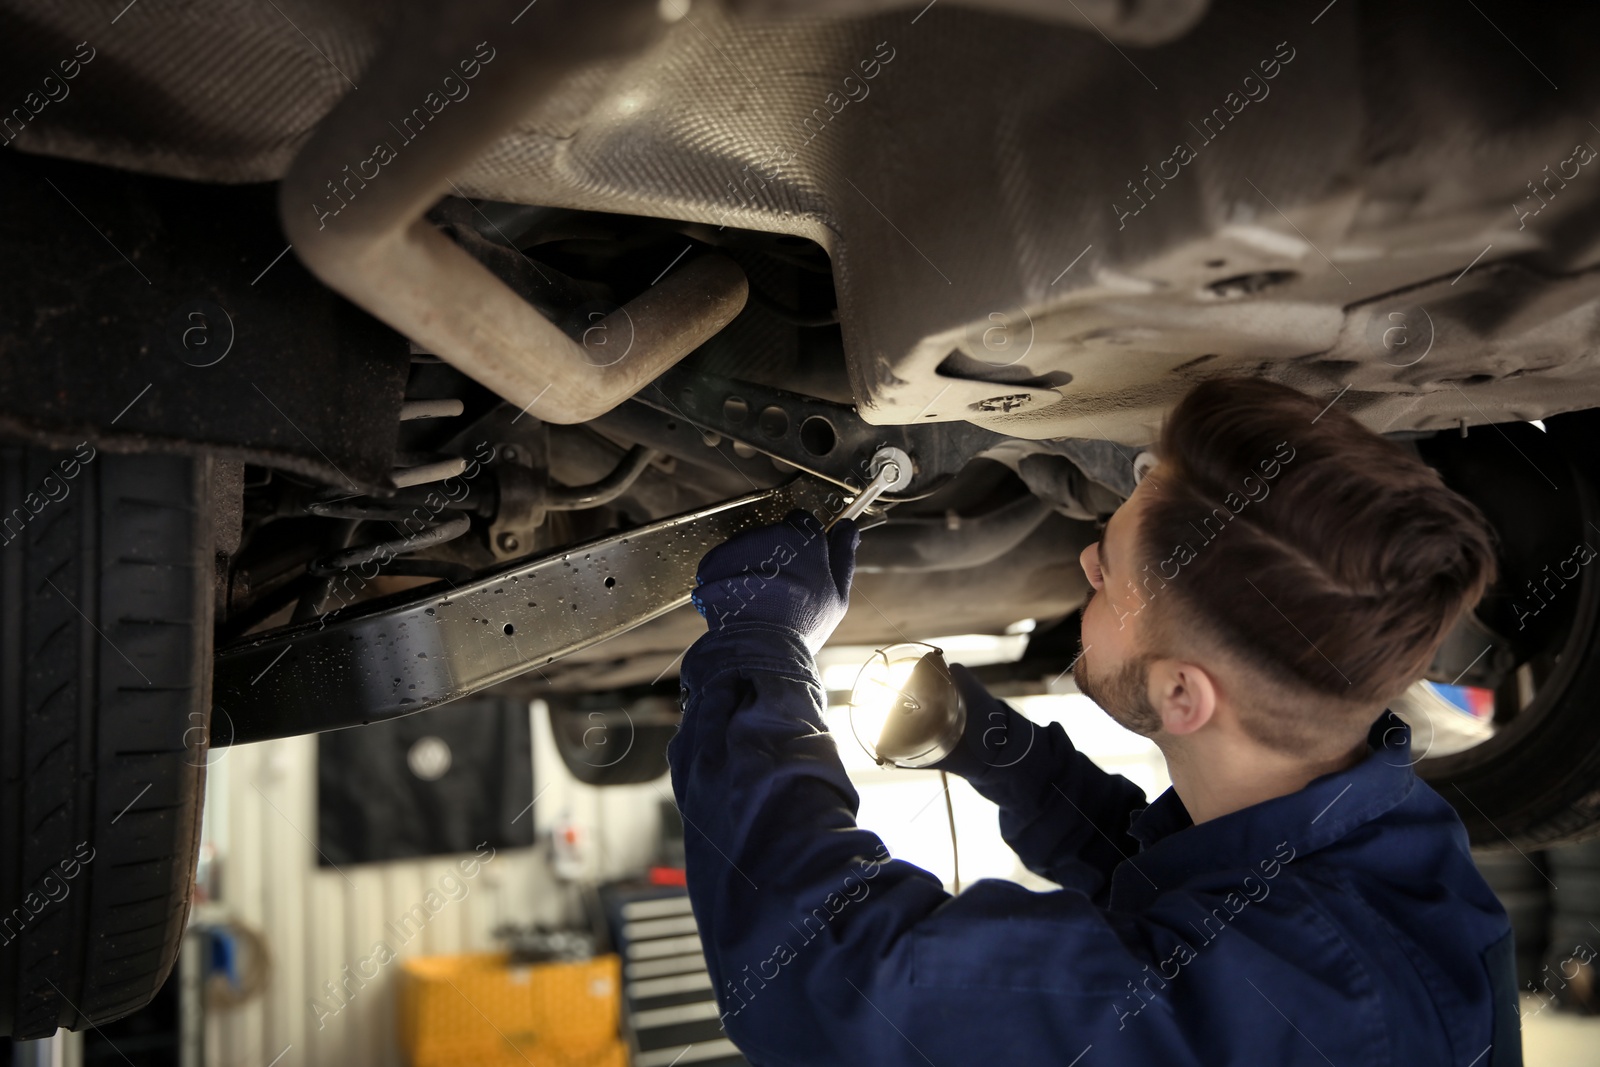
top-left (0, 448), bottom-right (211, 1038)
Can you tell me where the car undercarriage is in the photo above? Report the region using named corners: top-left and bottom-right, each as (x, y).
top-left (6, 0), bottom-right (1600, 1040)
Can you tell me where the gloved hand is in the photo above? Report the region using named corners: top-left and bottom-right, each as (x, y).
top-left (929, 662), bottom-right (1039, 781)
top-left (691, 509), bottom-right (860, 653)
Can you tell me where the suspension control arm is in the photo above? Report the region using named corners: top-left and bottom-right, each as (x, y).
top-left (213, 476), bottom-right (849, 745)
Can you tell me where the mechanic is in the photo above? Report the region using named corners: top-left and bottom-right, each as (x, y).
top-left (667, 377), bottom-right (1519, 1066)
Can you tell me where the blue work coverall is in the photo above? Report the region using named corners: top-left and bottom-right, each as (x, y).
top-left (667, 625), bottom-right (1522, 1066)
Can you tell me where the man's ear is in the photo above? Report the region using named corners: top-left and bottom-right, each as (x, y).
top-left (1149, 659), bottom-right (1218, 737)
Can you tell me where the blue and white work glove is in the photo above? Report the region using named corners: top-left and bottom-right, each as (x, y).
top-left (690, 509), bottom-right (860, 654)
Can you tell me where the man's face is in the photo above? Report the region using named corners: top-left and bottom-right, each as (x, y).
top-left (1074, 472), bottom-right (1164, 736)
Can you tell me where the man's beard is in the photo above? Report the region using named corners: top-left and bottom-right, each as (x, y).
top-left (1073, 644), bottom-right (1163, 737)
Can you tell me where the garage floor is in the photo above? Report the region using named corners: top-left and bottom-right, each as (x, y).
top-left (1520, 996), bottom-right (1600, 1066)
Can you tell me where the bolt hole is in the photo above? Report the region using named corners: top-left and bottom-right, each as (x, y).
top-left (799, 415), bottom-right (837, 456)
top-left (758, 405), bottom-right (790, 439)
top-left (724, 396), bottom-right (749, 423)
top-left (503, 623), bottom-right (515, 636)
top-left (604, 576), bottom-right (616, 588)
top-left (665, 420), bottom-right (677, 431)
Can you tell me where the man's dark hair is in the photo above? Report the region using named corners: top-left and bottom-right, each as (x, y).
top-left (1134, 378), bottom-right (1498, 753)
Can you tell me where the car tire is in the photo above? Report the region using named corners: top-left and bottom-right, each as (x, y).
top-left (0, 447), bottom-right (212, 1039)
top-left (547, 694), bottom-right (679, 786)
top-left (1418, 412), bottom-right (1600, 848)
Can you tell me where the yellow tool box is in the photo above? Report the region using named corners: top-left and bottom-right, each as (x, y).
top-left (399, 951), bottom-right (626, 1067)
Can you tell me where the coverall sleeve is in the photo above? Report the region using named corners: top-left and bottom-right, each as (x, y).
top-left (928, 663), bottom-right (1151, 898)
top-left (667, 626), bottom-right (1188, 1067)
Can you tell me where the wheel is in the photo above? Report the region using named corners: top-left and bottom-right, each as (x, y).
top-left (547, 692), bottom-right (679, 786)
top-left (1416, 412), bottom-right (1600, 847)
top-left (0, 447), bottom-right (212, 1039)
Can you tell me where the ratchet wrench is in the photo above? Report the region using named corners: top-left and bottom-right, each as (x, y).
top-left (829, 445), bottom-right (914, 528)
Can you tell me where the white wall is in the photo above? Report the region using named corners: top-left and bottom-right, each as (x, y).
top-left (822, 692), bottom-right (1171, 891)
top-left (201, 700), bottom-right (663, 1067)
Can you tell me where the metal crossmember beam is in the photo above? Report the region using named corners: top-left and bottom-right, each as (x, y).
top-left (213, 477), bottom-right (842, 745)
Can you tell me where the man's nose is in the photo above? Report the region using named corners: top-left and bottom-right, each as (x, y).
top-left (1080, 542), bottom-right (1102, 590)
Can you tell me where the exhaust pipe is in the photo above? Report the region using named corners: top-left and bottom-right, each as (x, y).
top-left (278, 0), bottom-right (748, 425)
